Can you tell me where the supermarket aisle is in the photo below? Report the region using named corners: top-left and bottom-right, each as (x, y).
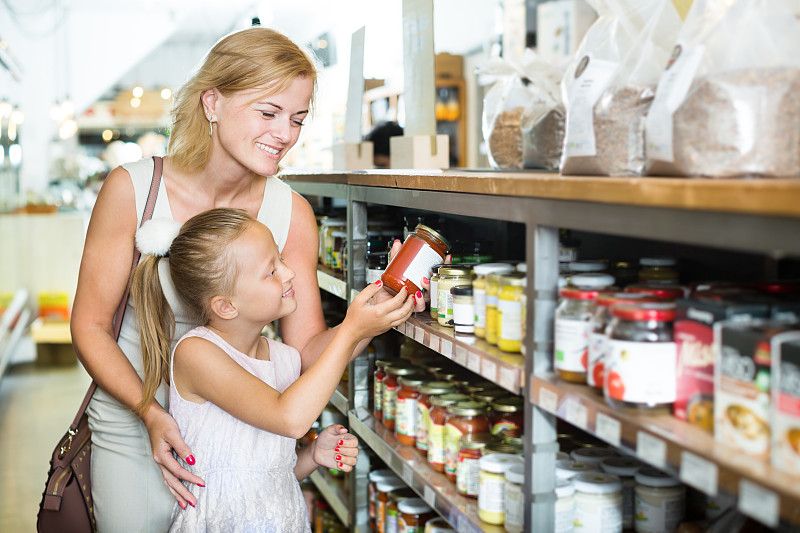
top-left (0, 362), bottom-right (91, 532)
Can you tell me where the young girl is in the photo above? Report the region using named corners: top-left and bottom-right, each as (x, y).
top-left (130, 207), bottom-right (414, 532)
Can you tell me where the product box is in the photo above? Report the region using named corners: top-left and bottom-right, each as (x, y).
top-left (434, 53), bottom-right (463, 79)
top-left (771, 332), bottom-right (800, 475)
top-left (714, 321), bottom-right (798, 459)
top-left (674, 296), bottom-right (770, 431)
top-left (536, 0), bottom-right (597, 64)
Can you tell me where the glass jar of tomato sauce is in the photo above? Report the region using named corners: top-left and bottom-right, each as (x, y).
top-left (381, 224), bottom-right (450, 295)
top-left (427, 393), bottom-right (469, 472)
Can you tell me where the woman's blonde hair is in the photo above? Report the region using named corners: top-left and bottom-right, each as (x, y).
top-left (167, 27), bottom-right (318, 172)
top-left (130, 208), bottom-right (255, 415)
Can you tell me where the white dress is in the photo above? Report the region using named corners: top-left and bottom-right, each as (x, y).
top-left (168, 327), bottom-right (310, 533)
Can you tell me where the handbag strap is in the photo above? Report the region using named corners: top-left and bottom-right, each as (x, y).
top-left (69, 156), bottom-right (163, 429)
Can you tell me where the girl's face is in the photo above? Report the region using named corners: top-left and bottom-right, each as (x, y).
top-left (229, 222), bottom-right (296, 324)
top-left (209, 75), bottom-right (313, 177)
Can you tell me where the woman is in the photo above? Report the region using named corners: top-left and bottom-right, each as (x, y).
top-left (70, 26), bottom-right (421, 531)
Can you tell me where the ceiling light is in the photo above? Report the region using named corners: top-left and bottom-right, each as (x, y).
top-left (0, 100), bottom-right (11, 118)
top-left (133, 86), bottom-right (144, 98)
top-left (130, 97), bottom-right (141, 108)
top-left (11, 108), bottom-right (23, 125)
top-left (59, 119), bottom-right (77, 139)
top-left (160, 88), bottom-right (172, 100)
top-left (61, 99), bottom-right (75, 119)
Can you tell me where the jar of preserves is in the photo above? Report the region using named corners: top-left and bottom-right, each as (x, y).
top-left (605, 302), bottom-right (677, 414)
top-left (451, 285), bottom-right (475, 334)
top-left (556, 459), bottom-right (600, 480)
top-left (634, 467), bottom-right (686, 533)
top-left (600, 457), bottom-right (645, 530)
top-left (445, 400), bottom-right (490, 481)
top-left (504, 462), bottom-right (525, 533)
top-left (428, 393), bottom-right (469, 472)
top-left (374, 359), bottom-right (390, 422)
top-left (424, 517), bottom-right (455, 533)
top-left (588, 292), bottom-right (661, 389)
top-left (638, 257), bottom-right (679, 285)
top-left (385, 488), bottom-right (416, 533)
top-left (471, 387), bottom-right (506, 405)
top-left (489, 396), bottom-right (525, 437)
top-left (483, 440), bottom-right (522, 456)
top-left (555, 479), bottom-right (576, 533)
top-left (554, 274), bottom-right (616, 383)
top-left (383, 363), bottom-right (419, 431)
top-left (624, 284), bottom-right (687, 300)
top-left (497, 272), bottom-right (526, 353)
top-left (456, 432), bottom-right (492, 498)
top-left (437, 266), bottom-right (472, 327)
top-left (478, 453), bottom-right (523, 525)
top-left (573, 472), bottom-right (623, 533)
top-left (416, 381), bottom-right (456, 454)
top-left (429, 264), bottom-right (445, 320)
top-left (485, 272), bottom-right (507, 345)
top-left (472, 263), bottom-right (515, 339)
top-left (377, 478), bottom-right (410, 533)
top-left (397, 498), bottom-right (435, 532)
top-left (369, 469), bottom-right (400, 526)
top-left (396, 374), bottom-right (428, 446)
top-left (382, 224), bottom-right (451, 296)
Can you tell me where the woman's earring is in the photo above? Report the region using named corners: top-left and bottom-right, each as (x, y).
top-left (208, 115), bottom-right (214, 137)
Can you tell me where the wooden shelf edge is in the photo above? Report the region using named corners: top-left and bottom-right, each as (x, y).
top-left (317, 267), bottom-right (347, 300)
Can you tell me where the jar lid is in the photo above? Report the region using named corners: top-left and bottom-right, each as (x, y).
top-left (447, 400), bottom-right (488, 416)
top-left (430, 263), bottom-right (448, 274)
top-left (504, 462), bottom-right (525, 484)
top-left (600, 457), bottom-right (645, 477)
top-left (500, 272), bottom-right (526, 286)
top-left (611, 301), bottom-right (676, 321)
top-left (439, 266), bottom-right (472, 277)
top-left (415, 224), bottom-right (451, 250)
top-left (397, 497), bottom-right (432, 515)
top-left (490, 396), bottom-right (524, 413)
top-left (369, 468), bottom-right (398, 483)
top-left (464, 380), bottom-right (495, 393)
top-left (570, 447), bottom-right (618, 465)
top-left (388, 488), bottom-right (417, 502)
top-left (431, 393), bottom-right (470, 407)
top-left (516, 262), bottom-right (527, 273)
top-left (450, 285), bottom-right (473, 296)
top-left (424, 518), bottom-right (455, 531)
top-left (471, 388), bottom-right (506, 404)
top-left (419, 381), bottom-right (456, 395)
top-left (385, 363), bottom-right (419, 376)
top-left (634, 466), bottom-right (681, 487)
top-left (625, 284), bottom-right (687, 299)
top-left (484, 441), bottom-right (522, 455)
top-left (640, 257), bottom-right (677, 267)
top-left (479, 453), bottom-right (522, 474)
top-left (569, 260), bottom-right (608, 273)
top-left (573, 472), bottom-right (623, 494)
top-left (473, 263), bottom-right (515, 276)
top-left (397, 374), bottom-right (428, 388)
top-left (571, 273), bottom-right (616, 289)
top-left (555, 478), bottom-right (576, 498)
top-left (595, 292), bottom-right (661, 308)
top-left (555, 459), bottom-right (600, 479)
top-left (375, 359), bottom-right (391, 369)
top-left (556, 451), bottom-right (570, 461)
top-left (376, 478), bottom-right (408, 492)
top-left (460, 432), bottom-right (492, 449)
top-left (502, 435), bottom-right (523, 447)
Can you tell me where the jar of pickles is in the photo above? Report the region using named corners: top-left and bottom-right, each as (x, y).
top-left (416, 381), bottom-right (456, 454)
top-left (429, 264), bottom-right (445, 320)
top-left (383, 363), bottom-right (419, 431)
top-left (473, 263), bottom-right (515, 339)
top-left (554, 274), bottom-right (616, 383)
top-left (445, 400), bottom-right (490, 481)
top-left (382, 225), bottom-right (451, 296)
top-left (497, 272), bottom-right (526, 353)
top-left (437, 266), bottom-right (472, 327)
top-left (428, 393), bottom-right (470, 472)
top-left (489, 396), bottom-right (524, 437)
top-left (396, 374), bottom-right (429, 446)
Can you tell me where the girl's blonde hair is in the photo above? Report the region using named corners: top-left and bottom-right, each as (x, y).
top-left (167, 26), bottom-right (318, 172)
top-left (131, 208), bottom-right (255, 415)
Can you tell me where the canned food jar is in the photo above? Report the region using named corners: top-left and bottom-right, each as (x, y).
top-left (451, 285), bottom-right (475, 334)
top-left (497, 272), bottom-right (526, 353)
top-left (554, 274), bottom-right (616, 383)
top-left (472, 263), bottom-right (515, 338)
top-left (573, 472), bottom-right (623, 533)
top-left (484, 440), bottom-right (522, 456)
top-left (397, 498), bottom-right (435, 532)
top-left (320, 218), bottom-right (346, 268)
top-left (445, 400), bottom-right (490, 481)
top-left (383, 363), bottom-right (419, 431)
top-left (396, 374), bottom-right (429, 446)
top-left (638, 257), bottom-right (679, 285)
top-left (376, 478), bottom-right (407, 533)
top-left (588, 293), bottom-right (661, 389)
top-left (330, 230), bottom-right (347, 271)
top-left (472, 387), bottom-right (506, 405)
top-left (382, 224), bottom-right (451, 296)
top-left (601, 457), bottom-right (645, 530)
top-left (486, 273), bottom-right (508, 345)
top-left (555, 479), bottom-right (576, 533)
top-left (604, 302), bottom-right (677, 414)
top-left (429, 264), bottom-right (445, 320)
top-left (385, 488), bottom-right (416, 533)
top-left (519, 268), bottom-right (528, 356)
top-left (556, 459), bottom-right (600, 480)
top-left (424, 517), bottom-right (455, 533)
top-left (428, 393), bottom-right (470, 472)
top-left (634, 467), bottom-right (686, 533)
top-left (369, 469), bottom-right (400, 524)
top-left (438, 267), bottom-right (472, 327)
top-left (457, 432), bottom-right (492, 498)
top-left (374, 359), bottom-right (390, 422)
top-left (478, 453), bottom-right (523, 525)
top-left (504, 462), bottom-right (525, 533)
top-left (490, 396), bottom-right (524, 437)
top-left (570, 447), bottom-right (618, 466)
top-left (417, 381), bottom-right (457, 454)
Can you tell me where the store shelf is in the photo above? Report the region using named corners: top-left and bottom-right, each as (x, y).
top-left (395, 314), bottom-right (525, 395)
top-left (330, 382), bottom-right (349, 416)
top-left (317, 266), bottom-right (347, 300)
top-left (530, 373), bottom-right (800, 528)
top-left (348, 408), bottom-right (505, 533)
top-left (309, 468), bottom-right (350, 527)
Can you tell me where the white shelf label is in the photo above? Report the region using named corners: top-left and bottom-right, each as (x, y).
top-left (565, 400), bottom-right (587, 430)
top-left (680, 451), bottom-right (718, 496)
top-left (468, 352), bottom-right (481, 374)
top-left (637, 431), bottom-right (667, 470)
top-left (481, 359), bottom-right (497, 382)
top-left (499, 366), bottom-right (516, 391)
top-left (427, 336), bottom-right (440, 352)
top-left (415, 326), bottom-right (425, 344)
top-left (454, 346), bottom-right (467, 366)
top-left (402, 463), bottom-right (414, 485)
top-left (440, 339), bottom-right (453, 357)
top-left (424, 486), bottom-right (436, 508)
top-left (596, 413), bottom-right (621, 448)
top-left (738, 480), bottom-right (779, 528)
top-left (539, 387), bottom-right (558, 413)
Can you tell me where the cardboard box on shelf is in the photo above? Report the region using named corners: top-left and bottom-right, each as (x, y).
top-left (435, 53), bottom-right (463, 79)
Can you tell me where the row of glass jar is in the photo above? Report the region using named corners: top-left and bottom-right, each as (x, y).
top-left (368, 469), bottom-right (453, 533)
top-left (559, 256), bottom-right (681, 290)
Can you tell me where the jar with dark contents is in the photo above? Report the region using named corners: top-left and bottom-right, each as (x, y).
top-left (490, 396), bottom-right (525, 437)
top-left (395, 374), bottom-right (428, 446)
top-left (427, 393), bottom-right (470, 472)
top-left (445, 400), bottom-right (490, 482)
top-left (373, 359), bottom-right (390, 422)
top-left (605, 302), bottom-right (677, 414)
top-left (382, 224), bottom-right (450, 295)
top-left (416, 381), bottom-right (456, 454)
top-left (383, 363), bottom-right (419, 431)
top-left (457, 432), bottom-right (492, 498)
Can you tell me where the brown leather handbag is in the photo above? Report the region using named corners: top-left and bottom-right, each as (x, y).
top-left (36, 157), bottom-right (163, 533)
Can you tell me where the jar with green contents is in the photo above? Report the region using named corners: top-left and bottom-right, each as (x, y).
top-left (428, 264), bottom-right (445, 320)
top-left (497, 272), bottom-right (526, 353)
top-left (437, 266), bottom-right (472, 327)
top-left (472, 263), bottom-right (514, 339)
top-left (485, 272), bottom-right (507, 345)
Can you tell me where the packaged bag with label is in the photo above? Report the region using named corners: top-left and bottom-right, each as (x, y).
top-left (646, 0), bottom-right (800, 178)
top-left (518, 50), bottom-right (566, 171)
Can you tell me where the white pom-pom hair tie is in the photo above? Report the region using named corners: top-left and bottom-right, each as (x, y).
top-left (135, 218), bottom-right (183, 257)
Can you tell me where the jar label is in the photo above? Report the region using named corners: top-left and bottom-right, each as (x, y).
top-left (428, 422), bottom-right (446, 467)
top-left (384, 385), bottom-right (398, 422)
top-left (374, 379), bottom-right (383, 414)
top-left (386, 511), bottom-right (399, 533)
top-left (430, 279), bottom-right (439, 308)
top-left (634, 492), bottom-right (685, 532)
top-left (574, 496), bottom-right (623, 533)
top-left (492, 420), bottom-right (521, 437)
top-left (457, 455), bottom-right (480, 496)
top-left (555, 497), bottom-right (575, 533)
top-left (445, 423), bottom-right (464, 476)
top-left (498, 299), bottom-right (522, 341)
top-left (555, 317), bottom-right (591, 372)
top-left (416, 403), bottom-right (430, 451)
top-left (505, 482), bottom-right (525, 530)
top-left (474, 288), bottom-right (487, 327)
top-left (605, 340), bottom-right (677, 404)
top-left (401, 242), bottom-right (443, 294)
top-left (438, 289), bottom-right (454, 323)
top-left (396, 397), bottom-right (418, 437)
top-left (453, 301), bottom-right (473, 327)
top-left (564, 56), bottom-right (619, 158)
top-left (478, 473), bottom-right (506, 514)
top-left (587, 331), bottom-right (607, 387)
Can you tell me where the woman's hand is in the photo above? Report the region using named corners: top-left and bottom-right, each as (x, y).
top-left (341, 281), bottom-right (414, 341)
top-left (142, 404), bottom-right (205, 509)
top-left (312, 424), bottom-right (359, 472)
top-left (387, 239), bottom-right (452, 312)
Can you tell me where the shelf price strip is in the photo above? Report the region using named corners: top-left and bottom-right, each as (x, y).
top-left (454, 345), bottom-right (467, 366)
top-left (565, 399), bottom-right (588, 431)
top-left (738, 480), bottom-right (779, 528)
top-left (440, 339), bottom-right (453, 357)
top-left (480, 358), bottom-right (497, 382)
top-left (679, 451), bottom-right (718, 496)
top-left (595, 413), bottom-right (621, 448)
top-left (636, 431), bottom-right (667, 470)
top-left (538, 386), bottom-right (558, 414)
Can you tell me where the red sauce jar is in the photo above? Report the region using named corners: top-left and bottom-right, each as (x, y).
top-left (416, 381), bottom-right (456, 454)
top-left (381, 224), bottom-right (450, 295)
top-left (489, 396), bottom-right (525, 437)
top-left (427, 393), bottom-right (469, 472)
top-left (382, 363), bottom-right (418, 431)
top-left (395, 374), bottom-right (428, 446)
top-left (373, 359), bottom-right (390, 422)
top-left (624, 284), bottom-right (687, 300)
top-left (445, 400), bottom-right (490, 482)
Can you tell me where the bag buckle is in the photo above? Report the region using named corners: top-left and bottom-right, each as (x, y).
top-left (58, 427), bottom-right (79, 459)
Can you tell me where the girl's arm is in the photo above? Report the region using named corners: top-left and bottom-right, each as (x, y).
top-left (70, 166), bottom-right (203, 508)
top-left (294, 425), bottom-right (359, 480)
top-left (174, 283), bottom-right (413, 439)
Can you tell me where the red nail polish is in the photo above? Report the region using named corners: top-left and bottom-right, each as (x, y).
top-left (422, 277), bottom-right (429, 284)
top-left (338, 440), bottom-right (344, 446)
top-left (338, 462), bottom-right (343, 468)
top-left (335, 446), bottom-right (340, 452)
top-left (393, 239), bottom-right (400, 245)
top-left (335, 454), bottom-right (342, 461)
top-left (185, 455), bottom-right (196, 465)
top-left (375, 280), bottom-right (382, 287)
top-left (180, 502), bottom-right (186, 510)
top-left (188, 502), bottom-right (195, 508)
top-left (416, 290), bottom-right (422, 299)
top-left (198, 483), bottom-right (205, 488)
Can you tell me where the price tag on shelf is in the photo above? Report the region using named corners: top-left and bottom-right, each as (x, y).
top-left (565, 400), bottom-right (587, 430)
top-left (539, 387), bottom-right (558, 414)
top-left (456, 515), bottom-right (481, 533)
top-left (415, 326), bottom-right (425, 344)
top-left (440, 339), bottom-right (453, 358)
top-left (499, 366), bottom-right (516, 392)
top-left (738, 480), bottom-right (779, 528)
top-left (596, 413), bottom-right (621, 448)
top-left (637, 431), bottom-right (667, 470)
top-left (468, 352), bottom-right (481, 374)
top-left (423, 486), bottom-right (436, 508)
top-left (427, 336), bottom-right (440, 352)
top-left (680, 451), bottom-right (718, 496)
top-left (402, 463), bottom-right (414, 485)
top-left (481, 359), bottom-right (497, 382)
top-left (454, 346), bottom-right (467, 366)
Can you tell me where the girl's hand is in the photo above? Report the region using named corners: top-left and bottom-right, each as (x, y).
top-left (342, 281), bottom-right (414, 340)
top-left (142, 404), bottom-right (206, 509)
top-left (388, 239), bottom-right (452, 313)
top-left (313, 424), bottom-right (359, 472)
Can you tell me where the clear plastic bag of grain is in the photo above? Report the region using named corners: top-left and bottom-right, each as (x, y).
top-left (519, 50), bottom-right (566, 171)
top-left (646, 0), bottom-right (800, 178)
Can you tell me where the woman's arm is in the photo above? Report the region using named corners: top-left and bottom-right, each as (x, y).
top-left (70, 166), bottom-right (203, 508)
top-left (294, 425), bottom-right (359, 480)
